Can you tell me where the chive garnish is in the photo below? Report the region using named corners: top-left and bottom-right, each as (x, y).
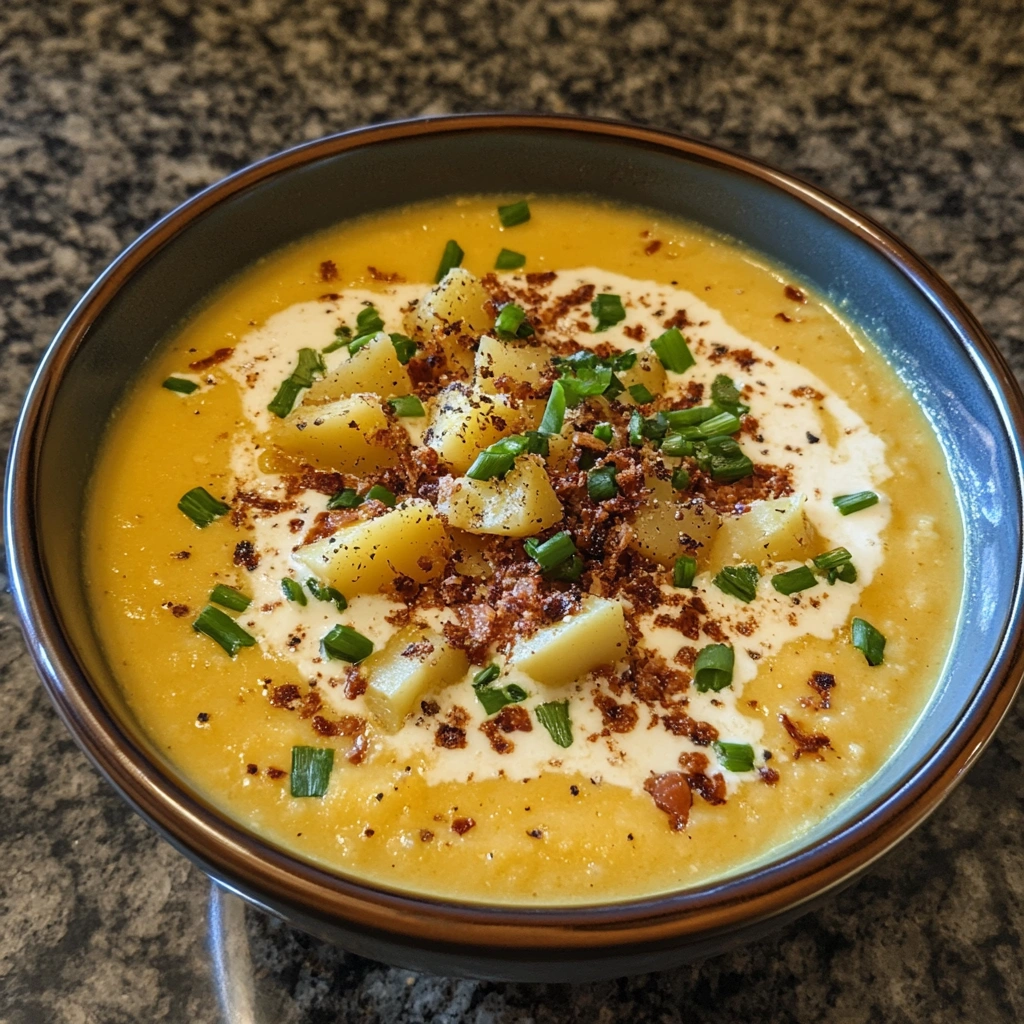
top-left (305, 577), bottom-right (347, 612)
top-left (694, 643), bottom-right (735, 692)
top-left (390, 333), bottom-right (417, 364)
top-left (192, 605), bottom-right (256, 657)
top-left (535, 700), bottom-right (573, 748)
top-left (355, 305), bottom-right (384, 335)
top-left (210, 584), bottom-right (251, 612)
top-left (710, 374), bottom-right (750, 415)
top-left (671, 466), bottom-right (691, 491)
top-left (498, 199), bottom-right (531, 228)
top-left (524, 531), bottom-right (577, 573)
top-left (771, 565), bottom-right (817, 596)
top-left (495, 303), bottom-right (532, 338)
top-left (694, 436), bottom-right (754, 482)
top-left (365, 484), bottom-right (397, 507)
top-left (593, 422), bottom-right (613, 444)
top-left (713, 740), bottom-right (755, 772)
top-left (587, 464), bottom-right (619, 502)
top-left (673, 555), bottom-right (697, 588)
top-left (852, 617), bottom-right (886, 665)
top-left (713, 564), bottom-right (760, 603)
top-left (664, 404), bottom-right (719, 428)
top-left (833, 562), bottom-right (858, 584)
top-left (651, 327), bottom-right (696, 373)
top-left (321, 624), bottom-right (374, 663)
top-left (495, 248), bottom-right (526, 270)
top-left (435, 239), bottom-right (464, 282)
top-left (267, 347), bottom-right (326, 418)
top-left (834, 491), bottom-right (880, 515)
top-left (178, 487), bottom-right (230, 528)
top-left (327, 488), bottom-right (363, 510)
top-left (660, 432), bottom-right (695, 457)
top-left (388, 395), bottom-right (426, 417)
top-left (281, 578), bottom-right (307, 605)
top-left (290, 746), bottom-right (334, 798)
top-left (347, 332), bottom-right (376, 356)
top-left (591, 293), bottom-right (626, 332)
top-left (472, 665), bottom-right (527, 715)
top-left (322, 325), bottom-right (352, 354)
top-left (628, 383), bottom-right (656, 404)
top-left (163, 377), bottom-right (198, 395)
top-left (628, 409), bottom-right (645, 447)
top-left (473, 664), bottom-right (501, 687)
top-left (813, 547), bottom-right (858, 584)
top-left (466, 434), bottom-right (543, 481)
top-left (538, 381), bottom-right (567, 435)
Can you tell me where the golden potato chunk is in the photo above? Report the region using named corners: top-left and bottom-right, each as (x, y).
top-left (617, 350), bottom-right (667, 404)
top-left (405, 268), bottom-right (494, 339)
top-left (268, 393), bottom-right (396, 472)
top-left (708, 494), bottom-right (817, 571)
top-left (631, 478), bottom-right (721, 568)
top-left (363, 626), bottom-right (469, 733)
top-left (511, 596), bottom-right (630, 685)
top-left (436, 455), bottom-right (563, 537)
top-left (474, 336), bottom-right (554, 394)
top-left (424, 383), bottom-right (535, 474)
top-left (294, 499), bottom-right (449, 596)
top-left (304, 332), bottom-right (411, 405)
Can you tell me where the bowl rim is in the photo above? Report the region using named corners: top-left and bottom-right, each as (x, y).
top-left (7, 111), bottom-right (1024, 953)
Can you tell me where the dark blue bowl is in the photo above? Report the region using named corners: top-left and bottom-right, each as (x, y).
top-left (6, 114), bottom-right (1024, 981)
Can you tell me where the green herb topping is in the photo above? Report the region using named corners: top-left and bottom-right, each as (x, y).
top-left (281, 578), bottom-right (307, 605)
top-left (834, 491), bottom-right (880, 516)
top-left (321, 624), bottom-right (374, 663)
top-left (326, 488), bottom-right (363, 510)
top-left (713, 564), bottom-right (760, 603)
top-left (650, 327), bottom-right (696, 373)
top-left (267, 347), bottom-right (326, 418)
top-left (290, 746), bottom-right (334, 798)
top-left (591, 293), bottom-right (626, 332)
top-left (673, 555), bottom-right (697, 588)
top-left (364, 484), bottom-right (397, 507)
top-left (497, 199), bottom-right (531, 228)
top-left (852, 617), bottom-right (886, 665)
top-left (388, 395), bottom-right (426, 417)
top-left (209, 584), bottom-right (251, 612)
top-left (770, 566), bottom-right (818, 596)
top-left (305, 577), bottom-right (347, 612)
top-left (162, 377), bottom-right (198, 395)
top-left (587, 464), bottom-right (619, 501)
top-left (495, 248), bottom-right (527, 270)
top-left (435, 239), bottom-right (464, 282)
top-left (177, 487), bottom-right (230, 528)
top-left (192, 605), bottom-right (256, 657)
top-left (389, 333), bottom-right (417, 364)
top-left (694, 643), bottom-right (735, 692)
top-left (535, 700), bottom-right (573, 747)
top-left (713, 741), bottom-right (756, 772)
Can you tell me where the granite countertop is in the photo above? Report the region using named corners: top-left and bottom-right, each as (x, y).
top-left (2, 1), bottom-right (1023, 1020)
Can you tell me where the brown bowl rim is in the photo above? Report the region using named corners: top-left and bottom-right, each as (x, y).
top-left (6, 112), bottom-right (1024, 953)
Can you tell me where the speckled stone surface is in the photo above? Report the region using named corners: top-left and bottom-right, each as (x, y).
top-left (1, 1), bottom-right (1023, 1021)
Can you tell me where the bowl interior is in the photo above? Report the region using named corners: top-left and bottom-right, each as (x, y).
top-left (26, 122), bottom-right (1022, 899)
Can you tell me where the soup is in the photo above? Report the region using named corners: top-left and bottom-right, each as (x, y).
top-left (85, 197), bottom-right (961, 905)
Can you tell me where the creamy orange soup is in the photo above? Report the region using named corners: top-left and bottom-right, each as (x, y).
top-left (85, 197), bottom-right (960, 905)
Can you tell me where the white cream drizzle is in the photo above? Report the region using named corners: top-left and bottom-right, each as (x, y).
top-left (219, 270), bottom-right (891, 797)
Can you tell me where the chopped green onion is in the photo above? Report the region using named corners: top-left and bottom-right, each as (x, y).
top-left (178, 487), bottom-right (230, 528)
top-left (545, 553), bottom-right (585, 582)
top-left (435, 239), bottom-right (464, 282)
top-left (591, 293), bottom-right (626, 332)
top-left (474, 673), bottom-right (528, 716)
top-left (473, 664), bottom-right (501, 687)
top-left (466, 434), bottom-right (537, 481)
top-left (671, 466), bottom-right (691, 491)
top-left (664, 404), bottom-right (718, 428)
top-left (495, 248), bottom-right (526, 270)
top-left (673, 555), bottom-right (697, 588)
top-left (498, 199), bottom-right (531, 228)
top-left (593, 422), bottom-right (613, 444)
top-left (290, 746), bottom-right (334, 798)
top-left (813, 547), bottom-right (853, 570)
top-left (388, 395), bottom-right (425, 417)
top-left (710, 375), bottom-right (750, 415)
top-left (356, 306), bottom-right (384, 335)
top-left (321, 624), bottom-right (374, 663)
top-left (538, 381), bottom-right (567, 436)
top-left (522, 431), bottom-right (549, 457)
top-left (834, 491), bottom-right (880, 515)
top-left (650, 327), bottom-right (696, 373)
top-left (693, 410), bottom-right (741, 438)
top-left (210, 584), bottom-right (251, 612)
top-left (267, 347), bottom-right (326, 417)
top-left (628, 383), bottom-right (655, 404)
top-left (162, 377), bottom-right (198, 395)
top-left (495, 303), bottom-right (527, 337)
top-left (694, 436), bottom-right (754, 482)
top-left (535, 700), bottom-right (573, 748)
top-left (306, 578), bottom-right (347, 612)
top-left (833, 562), bottom-right (858, 584)
top-left (852, 617), bottom-right (886, 665)
top-left (713, 740), bottom-right (755, 772)
top-left (628, 409), bottom-right (645, 447)
top-left (192, 605), bottom-right (256, 657)
top-left (327, 488), bottom-right (362, 510)
top-left (266, 377), bottom-right (304, 416)
top-left (281, 578), bottom-right (307, 605)
top-left (389, 333), bottom-right (417, 364)
top-left (713, 564), bottom-right (760, 603)
top-left (365, 484), bottom-right (396, 507)
top-left (694, 643), bottom-right (735, 692)
top-left (587, 464), bottom-right (619, 502)
top-left (322, 325), bottom-right (352, 355)
top-left (347, 331), bottom-right (377, 357)
top-left (660, 432), bottom-right (695, 457)
top-left (524, 531), bottom-right (577, 573)
top-left (771, 566), bottom-right (818, 596)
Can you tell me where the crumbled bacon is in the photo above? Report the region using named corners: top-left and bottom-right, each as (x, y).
top-left (319, 260), bottom-right (338, 282)
top-left (780, 713), bottom-right (832, 758)
top-left (807, 671), bottom-right (836, 710)
top-left (451, 817), bottom-right (476, 835)
top-left (644, 772), bottom-right (692, 830)
top-left (593, 692), bottom-right (639, 733)
top-left (233, 540), bottom-right (259, 571)
top-left (188, 347), bottom-right (233, 370)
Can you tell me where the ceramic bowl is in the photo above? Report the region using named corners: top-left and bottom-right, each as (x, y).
top-left (6, 114), bottom-right (1024, 982)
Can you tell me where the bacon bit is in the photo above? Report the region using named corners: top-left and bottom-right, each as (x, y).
top-left (266, 767), bottom-right (286, 780)
top-left (347, 733), bottom-right (368, 765)
top-left (731, 347), bottom-right (759, 369)
top-left (288, 518), bottom-right (305, 533)
top-left (480, 704), bottom-right (532, 753)
top-left (593, 692), bottom-right (639, 733)
top-left (807, 671), bottom-right (836, 710)
top-left (419, 829), bottom-right (434, 842)
top-left (628, 650), bottom-right (690, 706)
top-left (163, 602), bottom-right (190, 618)
top-left (435, 723), bottom-right (467, 749)
top-left (644, 239), bottom-right (662, 255)
top-left (188, 347), bottom-right (234, 371)
top-left (235, 491), bottom-right (294, 516)
top-left (527, 829), bottom-right (544, 839)
top-left (622, 323), bottom-right (646, 341)
top-left (319, 260), bottom-right (338, 282)
top-left (525, 271), bottom-right (557, 287)
top-left (233, 540), bottom-right (259, 571)
top-left (663, 309), bottom-right (692, 330)
top-left (368, 265), bottom-right (405, 282)
top-left (687, 771), bottom-right (727, 805)
top-left (655, 605), bottom-right (702, 640)
top-left (644, 772), bottom-right (692, 831)
top-left (246, 763), bottom-right (258, 775)
top-left (312, 714), bottom-right (365, 737)
top-left (775, 312), bottom-right (793, 323)
top-left (677, 751), bottom-right (710, 775)
top-left (791, 385), bottom-right (825, 400)
top-left (268, 684), bottom-right (302, 709)
top-left (298, 691), bottom-right (323, 719)
top-left (784, 285), bottom-right (806, 303)
top-left (702, 620), bottom-right (727, 642)
top-left (780, 713), bottom-right (832, 758)
top-left (320, 292), bottom-right (340, 301)
top-left (301, 506), bottom-right (375, 545)
top-left (342, 670), bottom-right (367, 700)
top-left (171, 550), bottom-right (191, 559)
top-left (451, 817), bottom-right (476, 835)
top-left (759, 767), bottom-right (780, 785)
top-left (662, 712), bottom-right (719, 746)
top-left (420, 699), bottom-right (440, 717)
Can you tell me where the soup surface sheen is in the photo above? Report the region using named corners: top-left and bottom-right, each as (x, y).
top-left (86, 197), bottom-right (961, 905)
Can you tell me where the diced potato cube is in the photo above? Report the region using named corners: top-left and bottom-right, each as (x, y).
top-left (617, 351), bottom-right (667, 404)
top-left (451, 530), bottom-right (495, 578)
top-left (424, 383), bottom-right (535, 473)
top-left (268, 393), bottom-right (396, 472)
top-left (406, 268), bottom-right (494, 339)
top-left (475, 336), bottom-right (554, 394)
top-left (304, 332), bottom-right (411, 405)
top-left (436, 455), bottom-right (563, 537)
top-left (631, 478), bottom-right (720, 568)
top-left (708, 494), bottom-right (817, 571)
top-left (511, 596), bottom-right (630, 685)
top-left (363, 626), bottom-right (469, 733)
top-left (294, 499), bottom-right (449, 595)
